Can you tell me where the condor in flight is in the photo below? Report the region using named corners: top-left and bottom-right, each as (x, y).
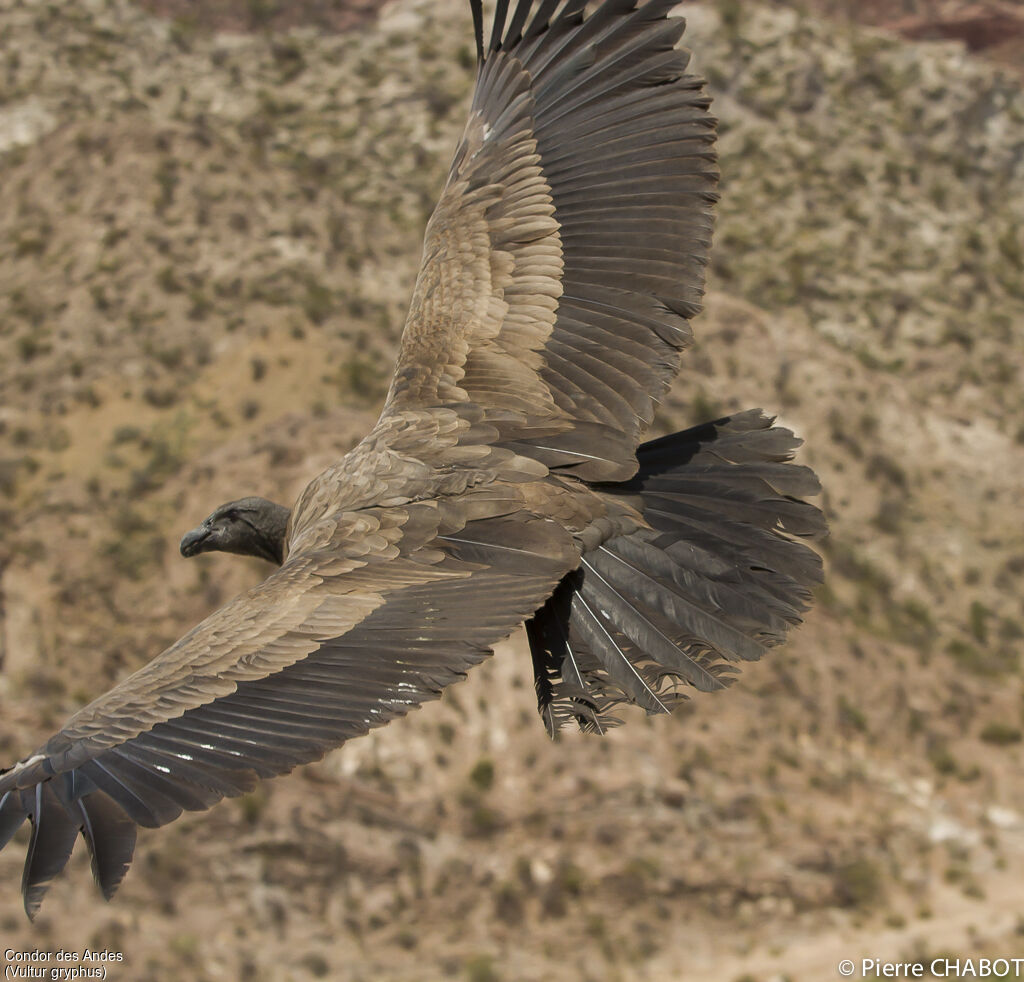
top-left (0, 0), bottom-right (826, 918)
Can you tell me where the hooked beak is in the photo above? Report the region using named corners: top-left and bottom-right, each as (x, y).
top-left (179, 523), bottom-right (212, 558)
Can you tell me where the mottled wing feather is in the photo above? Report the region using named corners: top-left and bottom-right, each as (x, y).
top-left (0, 500), bottom-right (576, 916)
top-left (383, 0), bottom-right (717, 481)
top-left (386, 55), bottom-right (562, 416)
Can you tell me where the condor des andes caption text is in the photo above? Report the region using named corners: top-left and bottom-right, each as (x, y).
top-left (4, 952), bottom-right (121, 964)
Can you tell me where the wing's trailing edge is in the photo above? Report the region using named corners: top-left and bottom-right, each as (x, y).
top-left (385, 0), bottom-right (716, 481)
top-left (0, 505), bottom-right (576, 917)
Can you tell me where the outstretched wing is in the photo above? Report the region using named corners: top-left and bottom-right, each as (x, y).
top-left (0, 495), bottom-right (577, 917)
top-left (383, 0), bottom-right (717, 482)
top-left (0, 0), bottom-right (717, 918)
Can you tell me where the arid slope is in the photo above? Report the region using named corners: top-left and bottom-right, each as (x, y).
top-left (0, 2), bottom-right (1022, 980)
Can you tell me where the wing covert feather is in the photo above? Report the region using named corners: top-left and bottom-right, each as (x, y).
top-left (382, 0), bottom-right (717, 481)
top-left (0, 500), bottom-right (576, 916)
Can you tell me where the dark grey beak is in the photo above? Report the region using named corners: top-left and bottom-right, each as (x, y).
top-left (179, 524), bottom-right (211, 558)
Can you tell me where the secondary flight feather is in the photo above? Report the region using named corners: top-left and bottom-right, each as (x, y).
top-left (0, 0), bottom-right (826, 918)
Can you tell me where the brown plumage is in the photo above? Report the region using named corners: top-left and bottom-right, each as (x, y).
top-left (0, 0), bottom-right (826, 918)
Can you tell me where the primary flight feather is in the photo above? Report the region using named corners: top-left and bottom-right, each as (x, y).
top-left (0, 0), bottom-right (826, 918)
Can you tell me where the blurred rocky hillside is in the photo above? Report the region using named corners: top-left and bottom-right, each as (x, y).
top-left (0, 1), bottom-right (1022, 980)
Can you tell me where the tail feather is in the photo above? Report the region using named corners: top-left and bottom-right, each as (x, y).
top-left (527, 409), bottom-right (827, 733)
top-left (608, 534), bottom-right (799, 636)
top-left (648, 504), bottom-right (822, 587)
top-left (646, 485), bottom-right (825, 537)
top-left (527, 572), bottom-right (622, 736)
top-left (570, 592), bottom-right (674, 715)
top-left (642, 466), bottom-right (821, 506)
top-left (588, 543), bottom-right (769, 660)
